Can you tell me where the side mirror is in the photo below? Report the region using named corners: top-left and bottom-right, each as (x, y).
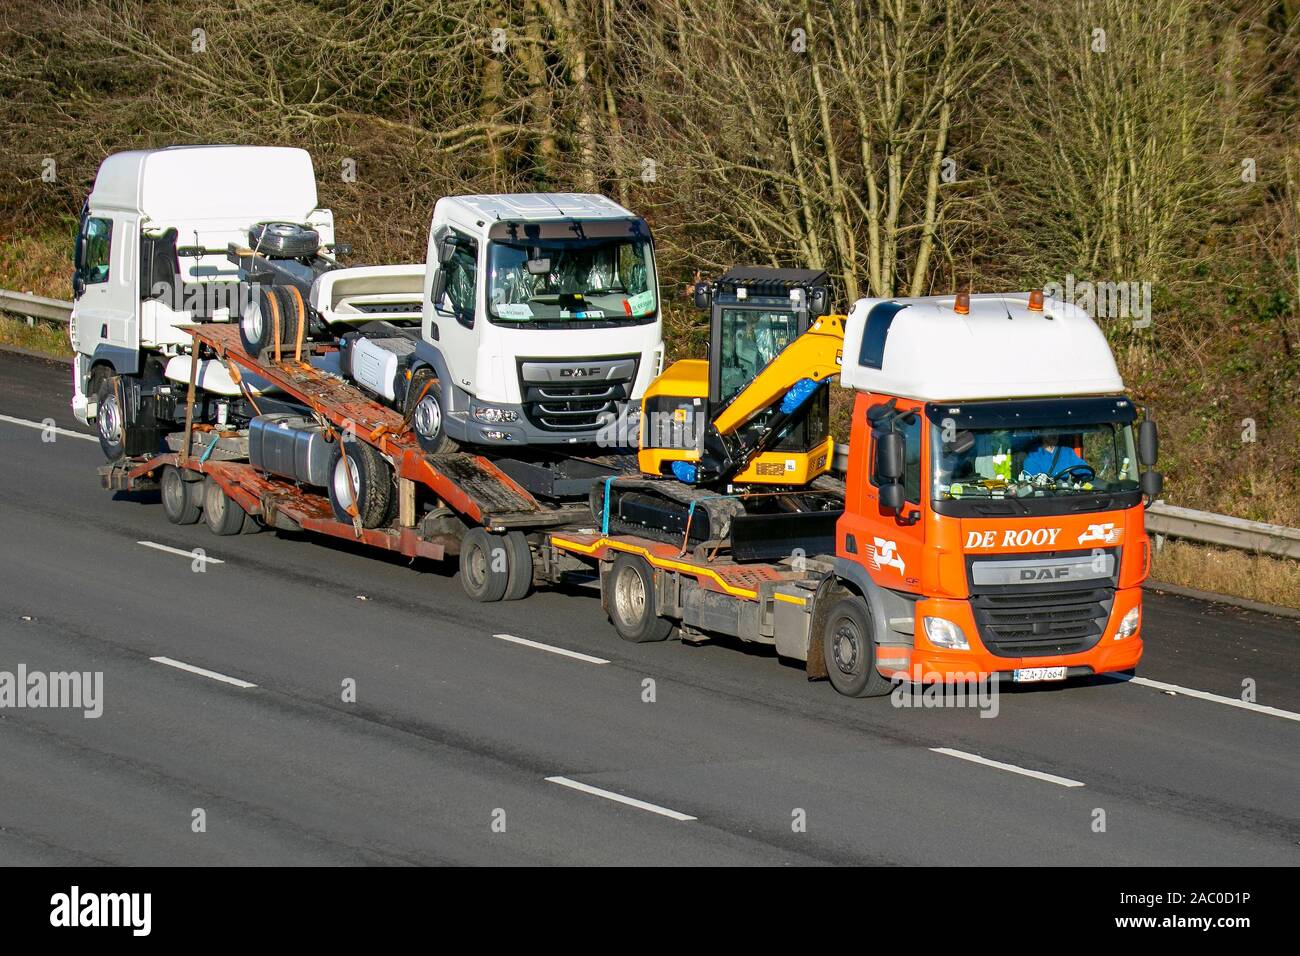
top-left (436, 236), bottom-right (457, 265)
top-left (1140, 469), bottom-right (1163, 499)
top-left (693, 283), bottom-right (711, 311)
top-left (879, 482), bottom-right (906, 512)
top-left (72, 272), bottom-right (86, 299)
top-left (431, 269), bottom-right (447, 309)
top-left (1138, 419), bottom-right (1158, 467)
top-left (809, 286), bottom-right (829, 317)
top-left (874, 431), bottom-right (905, 483)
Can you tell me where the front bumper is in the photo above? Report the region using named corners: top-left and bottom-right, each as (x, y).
top-left (875, 586), bottom-right (1144, 683)
top-left (446, 397), bottom-right (635, 447)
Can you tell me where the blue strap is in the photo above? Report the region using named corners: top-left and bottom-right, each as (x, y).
top-left (199, 434), bottom-right (219, 464)
top-left (601, 476), bottom-right (614, 536)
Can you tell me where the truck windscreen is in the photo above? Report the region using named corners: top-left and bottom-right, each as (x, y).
top-left (487, 234), bottom-right (657, 326)
top-left (926, 397), bottom-right (1141, 515)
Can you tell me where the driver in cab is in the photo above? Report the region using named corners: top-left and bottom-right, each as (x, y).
top-left (1023, 432), bottom-right (1088, 480)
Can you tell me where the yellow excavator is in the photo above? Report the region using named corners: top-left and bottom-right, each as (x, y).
top-left (597, 268), bottom-right (847, 558)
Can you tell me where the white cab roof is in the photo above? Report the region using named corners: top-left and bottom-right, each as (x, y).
top-left (89, 146), bottom-right (319, 224)
top-left (840, 293), bottom-right (1124, 401)
top-left (441, 193), bottom-right (639, 223)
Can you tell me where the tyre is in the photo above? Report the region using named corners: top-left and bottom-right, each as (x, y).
top-left (91, 371), bottom-right (125, 462)
top-left (502, 530), bottom-right (533, 601)
top-left (161, 466), bottom-right (201, 524)
top-left (239, 285), bottom-right (306, 360)
top-left (275, 285), bottom-right (309, 357)
top-left (203, 477), bottom-right (247, 536)
top-left (248, 222), bottom-right (320, 259)
top-left (239, 285), bottom-right (282, 359)
top-left (821, 595), bottom-right (893, 697)
top-left (606, 553), bottom-right (673, 643)
top-left (326, 439), bottom-right (394, 529)
top-left (405, 369), bottom-right (458, 454)
top-left (458, 527), bottom-right (510, 602)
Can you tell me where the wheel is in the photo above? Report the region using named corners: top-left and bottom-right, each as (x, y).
top-left (203, 477), bottom-right (247, 536)
top-left (239, 285), bottom-right (306, 360)
top-left (239, 284), bottom-right (280, 358)
top-left (326, 440), bottom-right (393, 529)
top-left (606, 553), bottom-right (673, 643)
top-left (821, 596), bottom-right (893, 697)
top-left (502, 530), bottom-right (533, 601)
top-left (275, 285), bottom-right (309, 356)
top-left (161, 466), bottom-right (202, 524)
top-left (459, 527), bottom-right (509, 602)
top-left (405, 369), bottom-right (458, 453)
top-left (91, 371), bottom-right (125, 461)
top-left (248, 222), bottom-right (320, 258)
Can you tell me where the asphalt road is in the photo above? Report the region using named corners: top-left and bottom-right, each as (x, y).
top-left (0, 350), bottom-right (1296, 865)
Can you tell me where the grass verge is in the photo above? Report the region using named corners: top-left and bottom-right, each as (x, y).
top-left (1150, 539), bottom-right (1300, 612)
top-left (0, 313), bottom-right (72, 358)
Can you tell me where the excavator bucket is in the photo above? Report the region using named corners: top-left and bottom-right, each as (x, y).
top-left (728, 509), bottom-right (842, 563)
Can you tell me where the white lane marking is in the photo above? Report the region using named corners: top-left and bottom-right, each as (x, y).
top-left (494, 633), bottom-right (609, 665)
top-left (0, 413), bottom-right (97, 442)
top-left (150, 656), bottom-right (257, 689)
top-left (1127, 675), bottom-right (1300, 723)
top-left (930, 747), bottom-right (1085, 788)
top-left (545, 776), bottom-right (696, 821)
top-left (137, 541), bottom-right (225, 565)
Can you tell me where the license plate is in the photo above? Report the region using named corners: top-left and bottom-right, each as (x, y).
top-left (1013, 666), bottom-right (1068, 683)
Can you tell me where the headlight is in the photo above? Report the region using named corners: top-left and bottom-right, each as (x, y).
top-left (923, 616), bottom-right (969, 650)
top-left (473, 406), bottom-right (518, 423)
top-left (1116, 606), bottom-right (1140, 639)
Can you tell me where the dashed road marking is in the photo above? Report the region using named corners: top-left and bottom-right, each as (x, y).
top-left (138, 541), bottom-right (225, 565)
top-left (494, 633), bottom-right (609, 665)
top-left (930, 747), bottom-right (1085, 788)
top-left (545, 776), bottom-right (696, 821)
top-left (150, 656), bottom-right (256, 689)
top-left (0, 413), bottom-right (97, 442)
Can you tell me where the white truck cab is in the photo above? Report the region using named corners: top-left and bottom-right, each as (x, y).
top-left (71, 145), bottom-right (335, 457)
top-left (316, 193), bottom-right (665, 449)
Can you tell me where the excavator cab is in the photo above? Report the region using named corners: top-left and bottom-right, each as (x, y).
top-left (640, 267), bottom-right (837, 485)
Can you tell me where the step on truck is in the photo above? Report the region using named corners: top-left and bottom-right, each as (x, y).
top-left (539, 289), bottom-right (1162, 697)
top-left (71, 145), bottom-right (665, 488)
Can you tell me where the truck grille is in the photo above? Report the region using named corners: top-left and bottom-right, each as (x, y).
top-left (966, 548), bottom-right (1118, 658)
top-left (971, 586), bottom-right (1112, 657)
top-left (517, 356), bottom-right (638, 432)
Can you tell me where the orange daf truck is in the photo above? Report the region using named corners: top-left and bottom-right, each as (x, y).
top-left (545, 286), bottom-right (1162, 697)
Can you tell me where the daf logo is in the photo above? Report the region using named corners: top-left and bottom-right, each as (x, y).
top-left (1019, 567), bottom-right (1073, 581)
top-left (560, 367), bottom-right (601, 378)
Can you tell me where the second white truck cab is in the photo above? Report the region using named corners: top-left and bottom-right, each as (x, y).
top-left (317, 193), bottom-right (664, 450)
